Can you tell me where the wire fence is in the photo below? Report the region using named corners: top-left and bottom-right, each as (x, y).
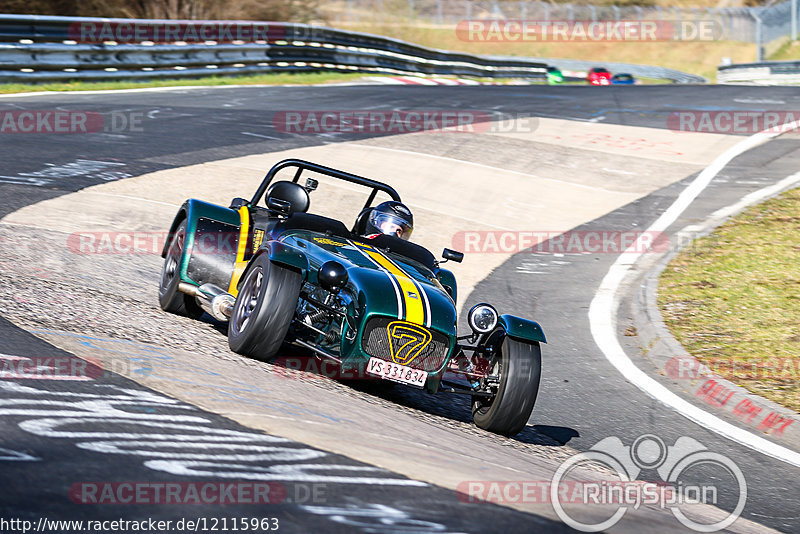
top-left (323, 0), bottom-right (798, 45)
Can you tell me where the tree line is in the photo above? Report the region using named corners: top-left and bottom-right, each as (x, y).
top-left (0, 0), bottom-right (320, 21)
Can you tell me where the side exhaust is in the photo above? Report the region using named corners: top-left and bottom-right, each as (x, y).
top-left (179, 282), bottom-right (235, 321)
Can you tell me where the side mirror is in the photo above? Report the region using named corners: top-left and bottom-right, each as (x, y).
top-left (267, 197), bottom-right (291, 216)
top-left (442, 248), bottom-right (464, 263)
top-left (229, 197), bottom-right (248, 209)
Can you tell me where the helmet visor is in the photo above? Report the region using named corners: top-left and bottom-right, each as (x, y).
top-left (369, 212), bottom-right (413, 240)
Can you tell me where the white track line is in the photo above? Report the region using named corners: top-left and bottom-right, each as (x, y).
top-left (589, 122), bottom-right (800, 468)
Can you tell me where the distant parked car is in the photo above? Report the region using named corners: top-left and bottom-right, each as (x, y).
top-left (546, 66), bottom-right (564, 85)
top-left (587, 67), bottom-right (612, 86)
top-left (611, 73), bottom-right (636, 85)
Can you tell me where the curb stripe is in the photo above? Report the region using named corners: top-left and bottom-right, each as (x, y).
top-left (588, 122), bottom-right (800, 467)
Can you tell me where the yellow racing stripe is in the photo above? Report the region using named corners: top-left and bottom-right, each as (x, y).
top-left (362, 248), bottom-right (425, 326)
top-left (227, 206), bottom-right (250, 296)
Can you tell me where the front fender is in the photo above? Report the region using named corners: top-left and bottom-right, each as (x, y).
top-left (435, 268), bottom-right (457, 303)
top-left (268, 241), bottom-right (310, 278)
top-left (498, 314), bottom-right (546, 344)
top-left (238, 242), bottom-right (310, 291)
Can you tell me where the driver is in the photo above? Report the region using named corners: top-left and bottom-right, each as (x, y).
top-left (364, 201), bottom-right (414, 241)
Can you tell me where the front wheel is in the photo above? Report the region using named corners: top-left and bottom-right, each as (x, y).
top-left (228, 253), bottom-right (301, 361)
top-left (472, 336), bottom-right (542, 437)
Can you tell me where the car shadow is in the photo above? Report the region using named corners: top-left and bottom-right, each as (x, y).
top-left (265, 347), bottom-right (577, 447)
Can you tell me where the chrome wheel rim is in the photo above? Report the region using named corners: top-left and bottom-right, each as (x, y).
top-left (233, 266), bottom-right (263, 334)
top-left (160, 228), bottom-right (184, 290)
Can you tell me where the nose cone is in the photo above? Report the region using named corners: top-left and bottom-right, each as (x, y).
top-left (347, 267), bottom-right (456, 336)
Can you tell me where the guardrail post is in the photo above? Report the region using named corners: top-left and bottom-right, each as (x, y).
top-left (589, 5), bottom-right (597, 22)
top-left (465, 0), bottom-right (471, 19)
top-left (793, 0), bottom-right (797, 41)
top-left (437, 0), bottom-right (444, 24)
top-left (751, 10), bottom-right (764, 61)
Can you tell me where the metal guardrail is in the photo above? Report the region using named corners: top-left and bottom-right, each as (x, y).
top-left (718, 60), bottom-right (800, 85)
top-left (0, 14), bottom-right (548, 82)
top-left (0, 14), bottom-right (702, 84)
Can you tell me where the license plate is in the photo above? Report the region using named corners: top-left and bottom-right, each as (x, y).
top-left (366, 357), bottom-right (428, 388)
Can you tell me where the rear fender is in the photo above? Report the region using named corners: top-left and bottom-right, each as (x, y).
top-left (162, 199), bottom-right (243, 288)
top-left (498, 314), bottom-right (547, 344)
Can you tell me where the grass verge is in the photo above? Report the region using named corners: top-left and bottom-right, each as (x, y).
top-left (659, 187), bottom-right (800, 412)
top-left (0, 71), bottom-right (370, 95)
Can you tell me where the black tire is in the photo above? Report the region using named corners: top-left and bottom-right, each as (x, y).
top-left (159, 219), bottom-right (204, 319)
top-left (472, 336), bottom-right (542, 436)
top-left (228, 253), bottom-right (301, 361)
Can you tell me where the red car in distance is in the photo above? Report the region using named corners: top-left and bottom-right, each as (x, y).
top-left (587, 67), bottom-right (612, 85)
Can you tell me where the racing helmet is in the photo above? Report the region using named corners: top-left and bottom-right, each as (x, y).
top-left (365, 201), bottom-right (414, 241)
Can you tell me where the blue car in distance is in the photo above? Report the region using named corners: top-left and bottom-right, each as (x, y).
top-left (611, 73), bottom-right (636, 85)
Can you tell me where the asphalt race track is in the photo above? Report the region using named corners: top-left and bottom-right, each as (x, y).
top-left (1, 83), bottom-right (799, 533)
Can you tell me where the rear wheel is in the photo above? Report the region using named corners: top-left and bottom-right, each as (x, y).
top-left (228, 253), bottom-right (301, 361)
top-left (472, 336), bottom-right (541, 436)
top-left (159, 220), bottom-right (204, 318)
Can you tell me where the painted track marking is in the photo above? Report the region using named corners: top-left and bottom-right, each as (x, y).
top-left (589, 122), bottom-right (800, 467)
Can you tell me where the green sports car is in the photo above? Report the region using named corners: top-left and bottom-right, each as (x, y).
top-left (158, 159), bottom-right (546, 436)
top-left (546, 66), bottom-right (564, 85)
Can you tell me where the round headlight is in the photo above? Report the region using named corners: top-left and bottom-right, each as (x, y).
top-left (468, 303), bottom-right (498, 334)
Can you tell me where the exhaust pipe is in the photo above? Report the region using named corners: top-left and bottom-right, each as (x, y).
top-left (179, 282), bottom-right (235, 321)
